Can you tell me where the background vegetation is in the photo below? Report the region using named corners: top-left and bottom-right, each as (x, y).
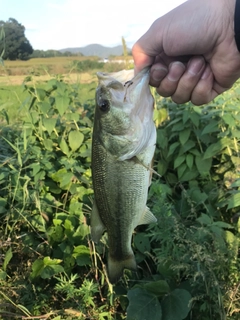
top-left (0, 53), bottom-right (240, 319)
top-left (0, 18), bottom-right (33, 60)
top-left (0, 18), bottom-right (131, 61)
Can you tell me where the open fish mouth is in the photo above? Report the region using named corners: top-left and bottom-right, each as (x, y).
top-left (96, 68), bottom-right (153, 120)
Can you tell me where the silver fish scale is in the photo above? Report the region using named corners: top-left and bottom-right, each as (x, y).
top-left (92, 140), bottom-right (149, 260)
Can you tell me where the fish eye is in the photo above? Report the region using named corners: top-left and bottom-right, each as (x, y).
top-left (98, 97), bottom-right (110, 112)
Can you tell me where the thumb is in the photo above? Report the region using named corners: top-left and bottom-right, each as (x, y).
top-left (132, 41), bottom-right (157, 74)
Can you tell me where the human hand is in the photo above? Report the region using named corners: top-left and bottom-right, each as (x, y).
top-left (132, 0), bottom-right (240, 105)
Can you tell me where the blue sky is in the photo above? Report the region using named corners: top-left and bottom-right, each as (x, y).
top-left (0, 0), bottom-right (185, 50)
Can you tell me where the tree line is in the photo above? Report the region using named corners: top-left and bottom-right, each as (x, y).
top-left (0, 18), bottom-right (84, 61)
top-left (0, 18), bottom-right (33, 60)
top-left (30, 49), bottom-right (83, 58)
top-left (0, 18), bottom-right (130, 61)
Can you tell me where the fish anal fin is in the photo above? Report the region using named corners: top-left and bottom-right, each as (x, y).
top-left (138, 207), bottom-right (157, 226)
top-left (107, 253), bottom-right (137, 284)
top-left (90, 199), bottom-right (106, 243)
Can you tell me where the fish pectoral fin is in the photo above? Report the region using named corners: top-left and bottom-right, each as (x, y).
top-left (90, 199), bottom-right (106, 243)
top-left (138, 207), bottom-right (157, 226)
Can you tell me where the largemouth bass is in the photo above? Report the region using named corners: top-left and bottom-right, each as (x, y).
top-left (91, 68), bottom-right (157, 284)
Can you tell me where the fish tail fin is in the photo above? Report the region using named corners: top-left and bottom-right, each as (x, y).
top-left (107, 253), bottom-right (137, 284)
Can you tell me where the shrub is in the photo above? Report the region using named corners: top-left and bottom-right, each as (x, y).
top-left (0, 77), bottom-right (239, 319)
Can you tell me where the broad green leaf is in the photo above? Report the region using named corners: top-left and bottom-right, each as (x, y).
top-left (30, 163), bottom-right (41, 176)
top-left (203, 142), bottom-right (222, 159)
top-left (0, 197), bottom-right (7, 213)
top-left (172, 122), bottom-right (185, 132)
top-left (144, 280), bottom-right (170, 296)
top-left (191, 189), bottom-right (208, 204)
top-left (190, 149), bottom-right (201, 156)
top-left (43, 138), bottom-right (53, 151)
top-left (36, 88), bottom-right (46, 101)
top-left (230, 179), bottom-right (240, 187)
top-left (222, 113), bottom-right (235, 127)
top-left (43, 118), bottom-right (57, 135)
top-left (157, 129), bottom-right (168, 149)
top-left (30, 110), bottom-right (39, 124)
top-left (0, 171), bottom-right (8, 181)
top-left (57, 81), bottom-right (68, 94)
top-left (157, 161), bottom-right (168, 176)
top-left (167, 142), bottom-right (180, 158)
top-left (31, 259), bottom-right (45, 278)
top-left (65, 113), bottom-right (80, 121)
top-left (0, 271), bottom-right (7, 280)
top-left (41, 265), bottom-right (64, 279)
top-left (68, 130), bottom-right (84, 151)
top-left (193, 106), bottom-right (202, 114)
top-left (59, 172), bottom-right (73, 189)
top-left (186, 154), bottom-right (194, 169)
top-left (52, 168), bottom-right (68, 183)
top-left (161, 289), bottom-right (191, 320)
top-left (43, 256), bottom-right (62, 266)
top-left (166, 172), bottom-right (178, 184)
top-left (180, 169), bottom-right (199, 181)
top-left (201, 121), bottom-right (219, 135)
top-left (59, 138), bottom-right (70, 156)
top-left (227, 192), bottom-right (240, 210)
top-left (79, 143), bottom-right (91, 158)
top-left (182, 110), bottom-right (189, 124)
top-left (39, 101), bottom-right (51, 114)
top-left (177, 163), bottom-right (187, 180)
top-left (166, 117), bottom-right (181, 127)
top-left (196, 213), bottom-right (212, 226)
top-left (64, 218), bottom-right (73, 230)
top-left (174, 155), bottom-right (185, 169)
top-left (179, 128), bottom-right (191, 145)
top-left (55, 95), bottom-right (70, 116)
top-left (212, 221), bottom-right (233, 229)
top-left (179, 140), bottom-right (195, 155)
top-left (3, 247), bottom-right (13, 271)
top-left (190, 113), bottom-right (200, 127)
top-left (49, 225), bottom-right (64, 242)
top-left (30, 257), bottom-right (64, 279)
top-left (134, 233), bottom-right (151, 254)
top-left (195, 155), bottom-right (212, 175)
top-left (127, 288), bottom-right (162, 320)
top-left (73, 245), bottom-right (91, 266)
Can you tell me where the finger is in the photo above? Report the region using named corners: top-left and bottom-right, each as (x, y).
top-left (149, 62), bottom-right (168, 87)
top-left (155, 61), bottom-right (186, 97)
top-left (171, 56), bottom-right (206, 104)
top-left (190, 65), bottom-right (218, 105)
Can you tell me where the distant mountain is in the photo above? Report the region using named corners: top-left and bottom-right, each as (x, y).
top-left (59, 44), bottom-right (131, 58)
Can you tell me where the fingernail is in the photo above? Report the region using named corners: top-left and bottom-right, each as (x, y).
top-left (187, 57), bottom-right (205, 75)
top-left (201, 66), bottom-right (211, 80)
top-left (167, 62), bottom-right (185, 82)
top-left (152, 66), bottom-right (168, 81)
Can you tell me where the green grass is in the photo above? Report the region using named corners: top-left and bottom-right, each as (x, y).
top-left (0, 85), bottom-right (29, 124)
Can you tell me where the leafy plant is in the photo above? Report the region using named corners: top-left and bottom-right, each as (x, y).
top-left (0, 75), bottom-right (240, 320)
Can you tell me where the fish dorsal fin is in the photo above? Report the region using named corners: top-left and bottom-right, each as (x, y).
top-left (138, 207), bottom-right (157, 226)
